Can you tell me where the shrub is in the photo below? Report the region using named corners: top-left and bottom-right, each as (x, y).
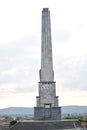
top-left (79, 118), bottom-right (87, 122)
top-left (10, 120), bottom-right (17, 125)
top-left (65, 116), bottom-right (78, 120)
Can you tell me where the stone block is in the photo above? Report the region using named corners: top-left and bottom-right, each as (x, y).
top-left (34, 107), bottom-right (61, 120)
top-left (51, 107), bottom-right (61, 120)
top-left (34, 107), bottom-right (44, 120)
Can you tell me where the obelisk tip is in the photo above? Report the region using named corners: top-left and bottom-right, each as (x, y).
top-left (43, 8), bottom-right (49, 12)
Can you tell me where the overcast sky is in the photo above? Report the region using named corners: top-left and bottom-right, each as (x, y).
top-left (0, 0), bottom-right (87, 109)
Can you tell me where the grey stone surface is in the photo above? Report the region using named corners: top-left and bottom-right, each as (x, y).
top-left (40, 8), bottom-right (54, 82)
top-left (34, 107), bottom-right (44, 120)
top-left (34, 8), bottom-right (61, 120)
top-left (10, 120), bottom-right (81, 130)
top-left (34, 107), bottom-right (61, 120)
top-left (37, 82), bottom-right (58, 107)
top-left (0, 126), bottom-right (10, 130)
top-left (51, 107), bottom-right (61, 120)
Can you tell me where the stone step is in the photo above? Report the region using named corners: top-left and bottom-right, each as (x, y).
top-left (10, 120), bottom-right (80, 130)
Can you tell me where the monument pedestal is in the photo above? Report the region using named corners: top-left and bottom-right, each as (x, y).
top-left (10, 120), bottom-right (80, 130)
top-left (34, 107), bottom-right (61, 120)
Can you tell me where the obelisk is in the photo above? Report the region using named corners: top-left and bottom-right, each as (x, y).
top-left (34, 8), bottom-right (61, 120)
top-left (40, 8), bottom-right (54, 82)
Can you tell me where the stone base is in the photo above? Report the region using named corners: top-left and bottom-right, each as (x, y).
top-left (34, 107), bottom-right (61, 120)
top-left (10, 120), bottom-right (81, 130)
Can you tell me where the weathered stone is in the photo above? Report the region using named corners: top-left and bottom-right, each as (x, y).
top-left (34, 8), bottom-right (61, 120)
top-left (10, 121), bottom-right (81, 130)
top-left (40, 8), bottom-right (54, 82)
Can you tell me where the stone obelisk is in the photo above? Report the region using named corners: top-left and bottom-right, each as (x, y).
top-left (34, 8), bottom-right (61, 120)
top-left (40, 8), bottom-right (54, 82)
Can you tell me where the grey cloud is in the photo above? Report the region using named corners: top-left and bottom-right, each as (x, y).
top-left (14, 85), bottom-right (36, 94)
top-left (53, 30), bottom-right (71, 43)
top-left (0, 35), bottom-right (39, 59)
top-left (0, 36), bottom-right (40, 86)
top-left (54, 55), bottom-right (87, 91)
top-left (0, 84), bottom-right (37, 98)
top-left (0, 64), bottom-right (39, 84)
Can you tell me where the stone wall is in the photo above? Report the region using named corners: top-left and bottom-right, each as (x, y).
top-left (34, 107), bottom-right (61, 120)
top-left (10, 120), bottom-right (80, 130)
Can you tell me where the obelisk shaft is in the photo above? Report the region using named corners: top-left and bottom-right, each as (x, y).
top-left (40, 8), bottom-right (54, 82)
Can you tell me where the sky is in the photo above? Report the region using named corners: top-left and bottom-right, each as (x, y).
top-left (0, 0), bottom-right (87, 109)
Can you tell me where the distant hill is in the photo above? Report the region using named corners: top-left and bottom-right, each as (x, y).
top-left (0, 107), bottom-right (33, 116)
top-left (62, 105), bottom-right (87, 115)
top-left (0, 106), bottom-right (87, 116)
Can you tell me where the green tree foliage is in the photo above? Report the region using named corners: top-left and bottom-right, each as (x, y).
top-left (65, 116), bottom-right (78, 120)
top-left (79, 118), bottom-right (87, 122)
top-left (10, 120), bottom-right (17, 125)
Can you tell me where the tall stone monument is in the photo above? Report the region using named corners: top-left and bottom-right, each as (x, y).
top-left (34, 8), bottom-right (61, 120)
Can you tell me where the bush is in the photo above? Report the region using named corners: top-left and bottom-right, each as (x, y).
top-left (79, 118), bottom-right (87, 122)
top-left (65, 116), bottom-right (78, 120)
top-left (10, 120), bottom-right (17, 125)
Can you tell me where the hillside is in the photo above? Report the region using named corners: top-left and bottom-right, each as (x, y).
top-left (0, 106), bottom-right (87, 116)
top-left (0, 107), bottom-right (33, 115)
top-left (62, 105), bottom-right (87, 115)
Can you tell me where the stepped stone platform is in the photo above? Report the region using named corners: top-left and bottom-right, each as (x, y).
top-left (10, 120), bottom-right (80, 130)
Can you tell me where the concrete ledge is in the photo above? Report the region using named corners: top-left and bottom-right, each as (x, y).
top-left (10, 120), bottom-right (80, 130)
